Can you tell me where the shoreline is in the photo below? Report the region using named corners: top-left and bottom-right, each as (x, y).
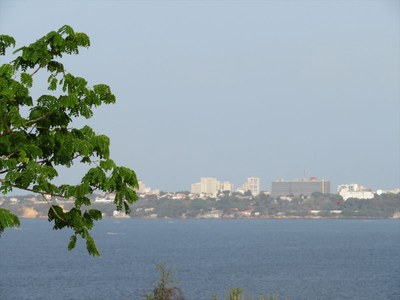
top-left (18, 216), bottom-right (399, 220)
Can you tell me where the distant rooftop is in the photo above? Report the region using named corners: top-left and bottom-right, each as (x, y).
top-left (273, 177), bottom-right (328, 182)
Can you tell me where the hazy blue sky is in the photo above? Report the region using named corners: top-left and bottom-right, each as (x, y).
top-left (1, 0), bottom-right (399, 192)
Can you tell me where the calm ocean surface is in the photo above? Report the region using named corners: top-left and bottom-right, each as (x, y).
top-left (1, 219), bottom-right (399, 300)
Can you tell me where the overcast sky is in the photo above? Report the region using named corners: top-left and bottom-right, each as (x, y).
top-left (1, 0), bottom-right (399, 192)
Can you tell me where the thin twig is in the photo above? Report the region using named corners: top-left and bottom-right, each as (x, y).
top-left (1, 151), bottom-right (18, 160)
top-left (41, 193), bottom-right (66, 222)
top-left (26, 112), bottom-right (54, 125)
top-left (0, 178), bottom-right (65, 199)
top-left (30, 65), bottom-right (42, 76)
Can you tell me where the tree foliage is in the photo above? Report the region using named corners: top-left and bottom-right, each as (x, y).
top-left (0, 207), bottom-right (20, 236)
top-left (0, 25), bottom-right (139, 256)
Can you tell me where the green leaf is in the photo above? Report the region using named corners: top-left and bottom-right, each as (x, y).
top-left (20, 72), bottom-right (33, 87)
top-left (0, 208), bottom-right (20, 236)
top-left (0, 34), bottom-right (16, 55)
top-left (47, 74), bottom-right (58, 91)
top-left (99, 159), bottom-right (115, 171)
top-left (18, 150), bottom-right (29, 163)
top-left (86, 235), bottom-right (100, 257)
top-left (47, 61), bottom-right (65, 73)
top-left (48, 205), bottom-right (67, 229)
top-left (68, 235), bottom-right (77, 250)
top-left (93, 84), bottom-right (115, 104)
top-left (123, 201), bottom-right (131, 214)
top-left (88, 209), bottom-right (102, 220)
top-left (58, 25), bottom-right (75, 36)
top-left (0, 63), bottom-right (15, 78)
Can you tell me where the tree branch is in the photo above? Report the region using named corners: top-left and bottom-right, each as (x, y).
top-left (0, 112), bottom-right (55, 138)
top-left (30, 65), bottom-right (42, 76)
top-left (0, 178), bottom-right (66, 199)
top-left (1, 150), bottom-right (18, 160)
top-left (25, 111), bottom-right (54, 125)
top-left (0, 177), bottom-right (66, 222)
top-left (41, 194), bottom-right (66, 222)
top-left (0, 129), bottom-right (13, 138)
top-left (0, 177), bottom-right (99, 202)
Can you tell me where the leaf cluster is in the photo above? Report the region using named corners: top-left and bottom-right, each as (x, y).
top-left (0, 26), bottom-right (139, 255)
top-left (0, 207), bottom-right (20, 236)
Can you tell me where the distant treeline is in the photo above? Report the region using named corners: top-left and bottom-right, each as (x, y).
top-left (2, 192), bottom-right (400, 219)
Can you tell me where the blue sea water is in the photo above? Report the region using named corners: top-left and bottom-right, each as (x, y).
top-left (1, 219), bottom-right (399, 300)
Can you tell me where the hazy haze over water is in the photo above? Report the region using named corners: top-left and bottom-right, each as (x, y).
top-left (0, 0), bottom-right (399, 192)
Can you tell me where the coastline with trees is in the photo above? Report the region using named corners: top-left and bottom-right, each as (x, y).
top-left (2, 191), bottom-right (400, 220)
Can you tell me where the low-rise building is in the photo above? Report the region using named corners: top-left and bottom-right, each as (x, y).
top-left (338, 183), bottom-right (374, 200)
top-left (376, 188), bottom-right (400, 195)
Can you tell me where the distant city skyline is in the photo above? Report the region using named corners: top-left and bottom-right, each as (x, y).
top-left (129, 177), bottom-right (400, 201)
top-left (135, 175), bottom-right (396, 195)
top-left (1, 0), bottom-right (399, 194)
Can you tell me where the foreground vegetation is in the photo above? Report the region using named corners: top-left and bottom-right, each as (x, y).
top-left (145, 265), bottom-right (279, 300)
top-left (0, 26), bottom-right (139, 255)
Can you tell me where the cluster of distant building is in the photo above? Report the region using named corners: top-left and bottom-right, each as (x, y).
top-left (191, 177), bottom-right (260, 196)
top-left (137, 180), bottom-right (160, 195)
top-left (102, 177), bottom-right (399, 202)
top-left (187, 176), bottom-right (399, 200)
top-left (189, 176), bottom-right (330, 198)
top-left (5, 178), bottom-right (398, 219)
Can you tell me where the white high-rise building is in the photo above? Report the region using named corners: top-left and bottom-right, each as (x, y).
top-left (200, 177), bottom-right (219, 195)
top-left (242, 177), bottom-right (260, 196)
top-left (138, 180), bottom-right (146, 194)
top-left (192, 177), bottom-right (232, 195)
top-left (219, 181), bottom-right (234, 193)
top-left (137, 180), bottom-right (158, 194)
top-left (191, 182), bottom-right (201, 194)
